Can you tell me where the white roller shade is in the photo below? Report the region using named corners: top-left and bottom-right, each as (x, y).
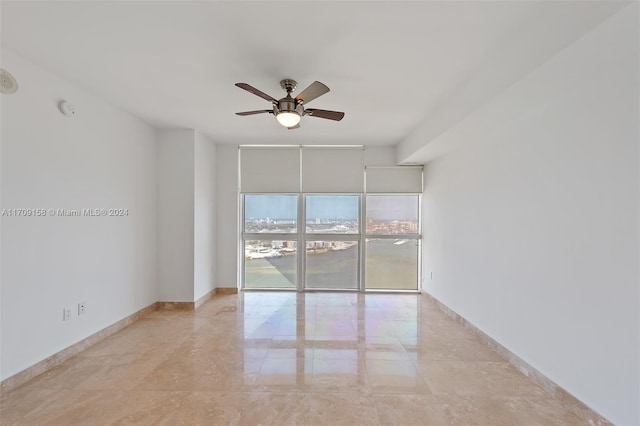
top-left (302, 147), bottom-right (364, 193)
top-left (240, 147), bottom-right (300, 193)
top-left (366, 166), bottom-right (423, 193)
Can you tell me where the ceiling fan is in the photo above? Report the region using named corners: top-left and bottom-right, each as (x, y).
top-left (235, 79), bottom-right (345, 129)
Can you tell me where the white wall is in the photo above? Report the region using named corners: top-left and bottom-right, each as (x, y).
top-left (215, 144), bottom-right (238, 288)
top-left (422, 6), bottom-right (638, 425)
top-left (194, 132), bottom-right (216, 300)
top-left (157, 129), bottom-right (218, 301)
top-left (396, 2), bottom-right (627, 165)
top-left (0, 48), bottom-right (158, 380)
top-left (156, 129), bottom-right (195, 302)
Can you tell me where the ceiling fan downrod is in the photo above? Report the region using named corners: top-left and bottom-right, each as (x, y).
top-left (280, 79), bottom-right (297, 96)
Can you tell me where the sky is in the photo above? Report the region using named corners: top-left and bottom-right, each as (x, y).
top-left (244, 195), bottom-right (298, 219)
top-left (245, 195), bottom-right (358, 220)
top-left (244, 195), bottom-right (418, 221)
top-left (307, 195), bottom-right (359, 220)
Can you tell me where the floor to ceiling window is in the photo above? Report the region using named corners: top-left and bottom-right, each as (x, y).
top-left (365, 195), bottom-right (420, 290)
top-left (364, 166), bottom-right (423, 290)
top-left (304, 195), bottom-right (360, 289)
top-left (243, 194), bottom-right (298, 289)
top-left (240, 146), bottom-right (422, 291)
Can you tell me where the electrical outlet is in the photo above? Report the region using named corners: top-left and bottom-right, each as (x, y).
top-left (63, 308), bottom-right (71, 321)
top-left (78, 302), bottom-right (86, 315)
top-left (429, 271), bottom-right (433, 280)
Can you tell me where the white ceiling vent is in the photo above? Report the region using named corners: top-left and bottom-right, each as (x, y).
top-left (0, 68), bottom-right (18, 94)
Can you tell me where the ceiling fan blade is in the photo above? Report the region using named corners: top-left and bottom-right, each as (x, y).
top-left (235, 110), bottom-right (273, 116)
top-left (294, 81), bottom-right (329, 104)
top-left (235, 83), bottom-right (278, 103)
top-left (305, 109), bottom-right (345, 121)
top-left (287, 123), bottom-right (300, 130)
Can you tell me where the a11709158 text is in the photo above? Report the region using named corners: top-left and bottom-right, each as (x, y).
top-left (1, 208), bottom-right (129, 217)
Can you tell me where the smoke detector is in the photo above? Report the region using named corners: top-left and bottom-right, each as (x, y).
top-left (0, 68), bottom-right (18, 95)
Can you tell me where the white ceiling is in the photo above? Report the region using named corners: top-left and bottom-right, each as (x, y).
top-left (0, 1), bottom-right (626, 150)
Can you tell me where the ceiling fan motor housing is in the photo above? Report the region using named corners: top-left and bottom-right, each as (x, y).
top-left (274, 96), bottom-right (304, 116)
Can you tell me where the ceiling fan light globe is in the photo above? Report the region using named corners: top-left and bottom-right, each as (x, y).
top-left (276, 112), bottom-right (301, 128)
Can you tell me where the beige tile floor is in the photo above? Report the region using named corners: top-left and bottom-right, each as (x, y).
top-left (1, 292), bottom-right (586, 425)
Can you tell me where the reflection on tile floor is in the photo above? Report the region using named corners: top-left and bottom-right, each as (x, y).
top-left (1, 292), bottom-right (586, 425)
